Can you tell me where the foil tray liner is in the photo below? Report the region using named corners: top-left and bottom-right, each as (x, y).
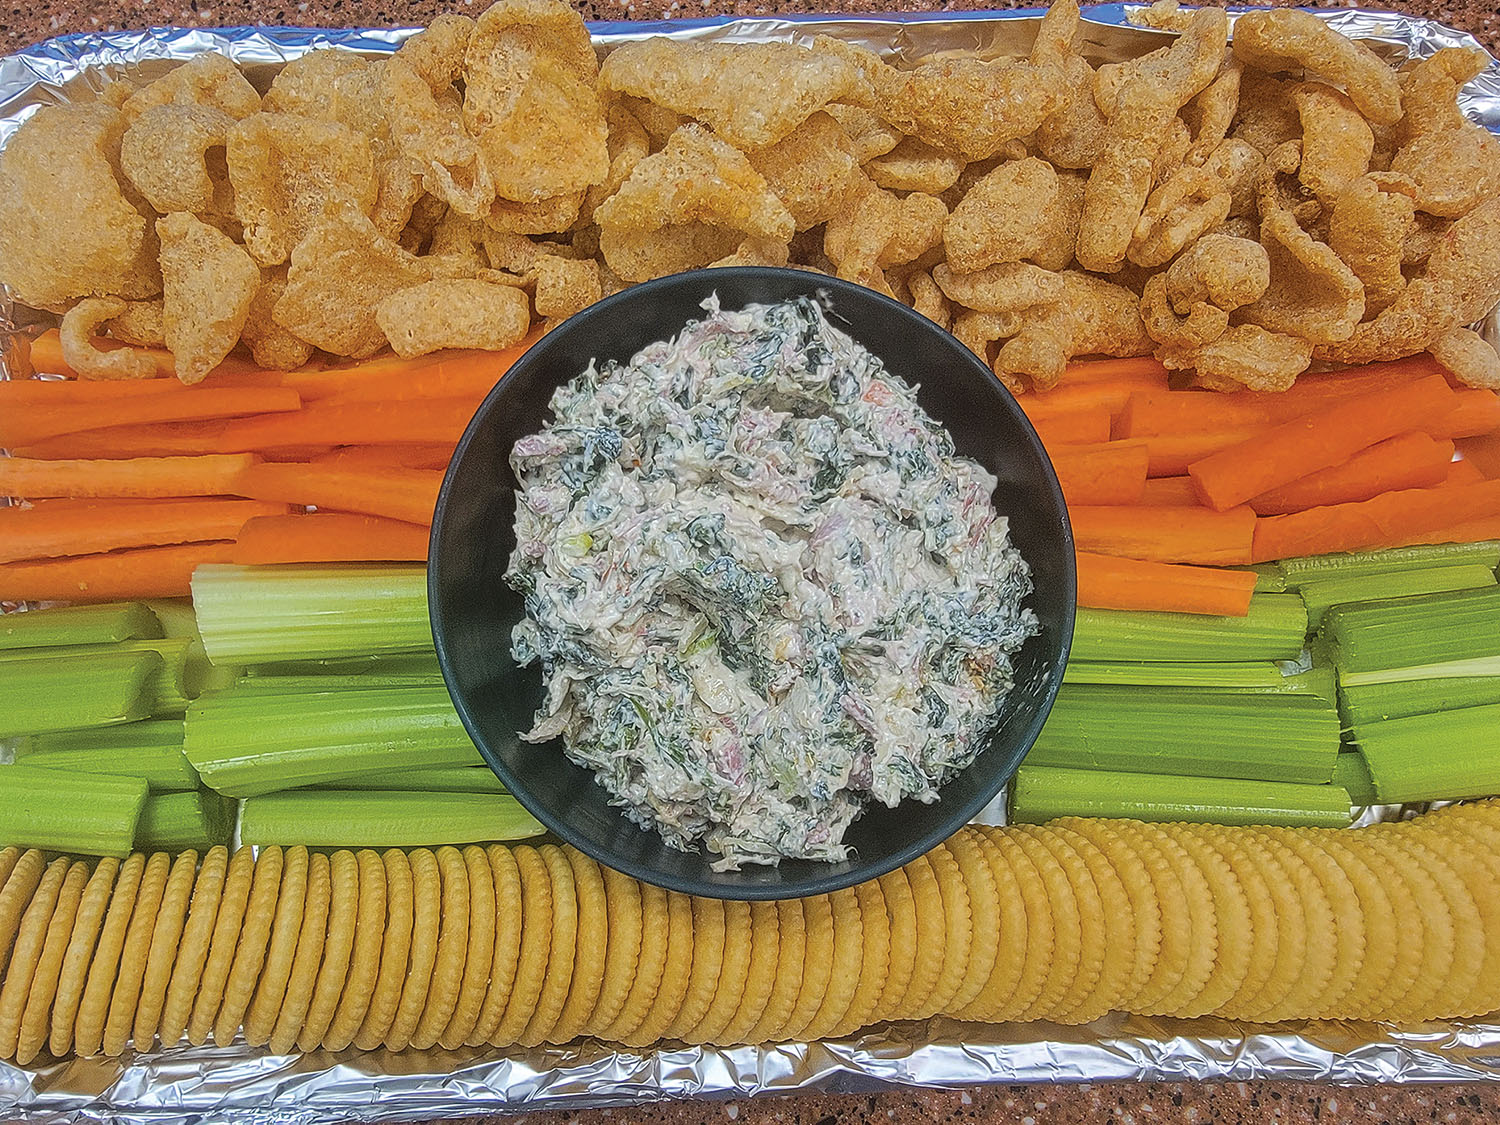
top-left (2, 7), bottom-right (1500, 1121)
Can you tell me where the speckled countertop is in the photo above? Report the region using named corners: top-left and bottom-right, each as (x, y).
top-left (3, 0), bottom-right (1498, 1119)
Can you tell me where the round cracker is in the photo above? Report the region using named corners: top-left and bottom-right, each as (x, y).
top-left (722, 900), bottom-right (781, 1044)
top-left (1237, 830), bottom-right (1333, 1022)
top-left (49, 856), bottom-right (120, 1059)
top-left (1340, 830), bottom-right (1424, 1025)
top-left (978, 828), bottom-right (1053, 1023)
top-left (687, 899), bottom-right (753, 1044)
top-left (1008, 830), bottom-right (1081, 1022)
top-left (0, 848), bottom-right (22, 900)
top-left (326, 849), bottom-right (388, 1052)
top-left (598, 879), bottom-right (666, 1042)
top-left (14, 860), bottom-right (89, 1066)
top-left (242, 845), bottom-right (309, 1048)
top-left (662, 894), bottom-right (725, 1041)
top-left (1126, 823), bottom-right (1216, 1019)
top-left (466, 845), bottom-right (524, 1046)
top-left (623, 889), bottom-right (694, 1047)
top-left (777, 893), bottom-right (832, 1040)
top-left (895, 855), bottom-right (947, 1021)
top-left (74, 853), bottom-right (145, 1058)
top-left (102, 851), bottom-right (172, 1056)
top-left (1353, 830), bottom-right (1450, 1024)
top-left (801, 888), bottom-right (864, 1041)
top-left (1198, 827), bottom-right (1279, 1022)
top-left (187, 846), bottom-right (255, 1047)
top-left (944, 830), bottom-right (999, 1014)
top-left (738, 897), bottom-right (803, 1045)
top-left (1165, 826), bottom-right (1252, 1018)
top-left (1423, 812), bottom-right (1500, 1010)
top-left (1228, 831), bottom-right (1309, 1023)
top-left (159, 846), bottom-right (228, 1049)
top-left (131, 849), bottom-right (199, 1052)
top-left (952, 829), bottom-right (1028, 1023)
top-left (1264, 827), bottom-right (1365, 1020)
top-left (872, 867), bottom-right (917, 1023)
top-left (355, 849), bottom-right (415, 1051)
top-left (439, 845), bottom-right (497, 1050)
top-left (1407, 817), bottom-right (1500, 1018)
top-left (832, 877), bottom-right (889, 1039)
top-left (1049, 825), bottom-right (1134, 1024)
top-left (269, 851), bottom-right (333, 1055)
top-left (1023, 827), bottom-right (1109, 1024)
top-left (584, 864), bottom-right (642, 1039)
top-left (1314, 830), bottom-right (1397, 1022)
top-left (0, 856), bottom-right (71, 1059)
top-left (923, 844), bottom-right (974, 1017)
top-left (491, 845), bottom-right (553, 1047)
top-left (299, 849), bottom-right (361, 1053)
top-left (385, 847), bottom-right (441, 1051)
top-left (1058, 818), bottom-right (1160, 1007)
top-left (518, 844), bottom-right (577, 1047)
top-left (0, 851), bottom-right (47, 976)
top-left (1375, 826), bottom-right (1481, 1021)
top-left (410, 846), bottom-right (470, 1050)
top-left (546, 847), bottom-right (607, 1045)
top-left (213, 844), bottom-right (286, 1047)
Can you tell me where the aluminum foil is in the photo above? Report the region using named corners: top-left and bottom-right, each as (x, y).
top-left (2, 8), bottom-right (1500, 1121)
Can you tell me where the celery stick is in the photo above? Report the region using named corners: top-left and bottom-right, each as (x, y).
top-left (228, 674), bottom-right (446, 696)
top-left (18, 720), bottom-right (197, 791)
top-left (1355, 703), bottom-right (1500, 803)
top-left (185, 684), bottom-right (479, 797)
top-left (192, 564), bottom-right (431, 665)
top-left (142, 599), bottom-right (199, 638)
top-left (1061, 661), bottom-right (1334, 697)
top-left (1333, 752), bottom-right (1379, 806)
top-left (0, 765), bottom-right (147, 856)
top-left (0, 650), bottom-right (161, 738)
top-left (1338, 654), bottom-right (1500, 686)
top-left (1008, 764), bottom-right (1352, 828)
top-left (0, 601), bottom-right (162, 650)
top-left (239, 790), bottom-right (543, 847)
top-left (136, 790), bottom-right (236, 852)
top-left (1071, 594), bottom-right (1309, 663)
top-left (1299, 564), bottom-right (1497, 620)
top-left (243, 653), bottom-right (442, 678)
top-left (1340, 675), bottom-right (1500, 726)
top-left (0, 637), bottom-right (193, 714)
top-left (1321, 586), bottom-right (1500, 673)
top-left (325, 766), bottom-right (505, 793)
top-left (1248, 565), bottom-right (1288, 593)
top-left (144, 599), bottom-right (240, 697)
top-left (1029, 684), bottom-right (1340, 784)
top-left (1279, 541), bottom-right (1500, 586)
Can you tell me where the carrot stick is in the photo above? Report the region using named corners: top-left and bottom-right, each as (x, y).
top-left (26, 329), bottom-right (273, 382)
top-left (0, 387), bottom-right (301, 448)
top-left (1141, 428), bottom-right (1264, 476)
top-left (0, 499), bottom-right (286, 564)
top-left (1435, 388), bottom-right (1500, 439)
top-left (0, 454), bottom-right (258, 499)
top-left (232, 462), bottom-right (443, 526)
top-left (1075, 551), bottom-right (1257, 616)
top-left (1139, 477), bottom-right (1201, 506)
top-left (1051, 442), bottom-right (1149, 506)
top-left (1246, 433), bottom-right (1454, 516)
top-left (1458, 431), bottom-right (1500, 478)
top-left (1057, 357), bottom-right (1172, 385)
top-left (1030, 409), bottom-right (1111, 447)
top-left (211, 398), bottom-right (478, 452)
top-left (11, 421), bottom-right (233, 459)
top-left (1187, 374), bottom-right (1457, 511)
top-left (308, 337), bottom-right (539, 405)
top-left (1446, 459), bottom-right (1484, 484)
top-left (0, 541), bottom-right (235, 603)
top-left (1018, 382), bottom-right (1160, 422)
top-left (1250, 480), bottom-right (1500, 562)
top-left (1391, 514), bottom-right (1500, 548)
top-left (232, 513), bottom-right (431, 564)
top-left (313, 444), bottom-right (457, 472)
top-left (1070, 504), bottom-right (1257, 565)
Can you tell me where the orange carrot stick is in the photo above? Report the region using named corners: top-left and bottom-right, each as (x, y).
top-left (0, 454), bottom-right (258, 500)
top-left (313, 445), bottom-right (456, 472)
top-left (1018, 382), bottom-right (1163, 422)
top-left (232, 513), bottom-right (431, 565)
top-left (26, 329), bottom-right (274, 382)
top-left (1139, 477), bottom-right (1201, 507)
top-left (1070, 504), bottom-right (1257, 565)
top-left (1391, 514), bottom-right (1500, 548)
top-left (1075, 551), bottom-right (1257, 616)
top-left (1435, 388), bottom-right (1500, 439)
top-left (1050, 442), bottom-right (1149, 506)
top-left (0, 387), bottom-right (301, 448)
top-left (212, 398), bottom-right (478, 452)
top-left (0, 541), bottom-right (236, 603)
top-left (1141, 428), bottom-right (1264, 476)
top-left (0, 499), bottom-right (286, 564)
top-left (307, 337), bottom-right (539, 405)
top-left (1187, 374), bottom-right (1457, 511)
top-left (1030, 409), bottom-right (1112, 447)
top-left (1251, 480), bottom-right (1500, 562)
top-left (10, 421), bottom-right (233, 459)
top-left (1445, 458), bottom-right (1485, 485)
top-left (232, 462), bottom-right (443, 526)
top-left (1246, 433), bottom-right (1454, 516)
top-left (1056, 357), bottom-right (1172, 385)
top-left (1458, 431), bottom-right (1500, 478)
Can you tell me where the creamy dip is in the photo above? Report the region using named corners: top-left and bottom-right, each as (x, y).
top-left (505, 295), bottom-right (1038, 870)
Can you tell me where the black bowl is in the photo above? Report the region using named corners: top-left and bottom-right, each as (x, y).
top-left (429, 267), bottom-right (1075, 900)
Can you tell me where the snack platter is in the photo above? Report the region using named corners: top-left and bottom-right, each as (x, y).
top-left (3, 5), bottom-right (1500, 1121)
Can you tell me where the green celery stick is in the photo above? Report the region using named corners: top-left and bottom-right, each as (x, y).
top-left (1321, 586), bottom-right (1500, 673)
top-left (1062, 661), bottom-right (1335, 697)
top-left (1333, 752), bottom-right (1380, 806)
top-left (1340, 675), bottom-right (1500, 725)
top-left (0, 651), bottom-right (161, 739)
top-left (0, 765), bottom-right (148, 856)
top-left (322, 766), bottom-right (504, 793)
top-left (1299, 564), bottom-right (1496, 621)
top-left (239, 790), bottom-right (543, 847)
top-left (0, 637), bottom-right (193, 714)
top-left (0, 602), bottom-right (162, 650)
top-left (1248, 565), bottom-right (1288, 593)
top-left (142, 599), bottom-right (199, 638)
top-left (17, 720), bottom-right (197, 791)
top-left (1008, 764), bottom-right (1352, 828)
top-left (1279, 541), bottom-right (1500, 586)
top-left (1071, 594), bottom-right (1309, 663)
top-left (227, 674), bottom-right (446, 696)
top-left (1355, 703), bottom-right (1500, 803)
top-left (135, 790), bottom-right (237, 852)
top-left (243, 653), bottom-right (441, 678)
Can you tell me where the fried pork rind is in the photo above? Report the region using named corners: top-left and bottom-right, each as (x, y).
top-left (0, 103), bottom-right (160, 309)
top-left (1141, 273), bottom-right (1229, 350)
top-left (932, 261), bottom-right (1067, 314)
top-left (1178, 323), bottom-right (1313, 391)
top-left (1131, 0), bottom-right (1196, 33)
top-left (579, 104), bottom-right (651, 227)
top-left (1230, 9), bottom-right (1402, 126)
top-left (382, 56), bottom-right (495, 220)
top-left (1165, 232), bottom-right (1270, 312)
top-left (104, 299), bottom-right (166, 347)
top-left (479, 230), bottom-right (545, 275)
top-left (119, 104), bottom-right (235, 216)
top-left (1255, 140), bottom-right (1317, 221)
top-left (1293, 82), bottom-right (1374, 200)
top-left (1076, 7), bottom-right (1228, 273)
top-left (708, 237), bottom-right (792, 270)
top-left (745, 112), bottom-right (859, 230)
top-left (533, 256), bottom-right (602, 319)
top-left (59, 298), bottom-right (157, 380)
top-left (1036, 55), bottom-right (1108, 170)
top-left (1182, 56), bottom-right (1241, 166)
top-left (951, 308), bottom-right (1021, 367)
top-left (1430, 325), bottom-right (1500, 390)
top-left (1202, 137), bottom-right (1263, 218)
top-left (994, 271), bottom-right (1152, 390)
top-left (241, 267), bottom-right (313, 371)
top-left (423, 210), bottom-right (487, 272)
top-left (1033, 170), bottom-right (1087, 272)
top-left (120, 52), bottom-right (261, 123)
top-left (1241, 209), bottom-right (1364, 344)
top-left (1328, 174), bottom-right (1415, 317)
top-left (394, 13), bottom-right (476, 91)
top-left (824, 105), bottom-right (901, 164)
top-left (905, 268), bottom-right (951, 330)
top-left (1127, 164), bottom-right (1231, 269)
top-left (864, 137), bottom-right (965, 195)
top-left (600, 224), bottom-right (743, 283)
top-left (463, 0), bottom-right (609, 203)
top-left (825, 176), bottom-right (946, 287)
top-left (1230, 71), bottom-right (1301, 156)
top-left (594, 125), bottom-right (794, 242)
top-left (486, 192), bottom-right (584, 235)
top-left (402, 192), bottom-right (451, 254)
top-left (156, 212), bottom-right (260, 384)
top-left (376, 278), bottom-right (530, 358)
top-left (1405, 212), bottom-right (1451, 264)
top-left (1390, 48), bottom-right (1500, 219)
top-left (226, 113), bottom-right (378, 268)
top-left (944, 157), bottom-right (1059, 273)
top-left (600, 39), bottom-right (865, 151)
top-left (614, 95), bottom-right (685, 149)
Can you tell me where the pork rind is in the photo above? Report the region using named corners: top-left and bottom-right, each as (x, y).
top-left (261, 50), bottom-right (371, 117)
top-left (615, 95), bottom-right (686, 148)
top-left (59, 298), bottom-right (157, 380)
top-left (1164, 232), bottom-right (1270, 312)
top-left (1230, 71), bottom-right (1301, 156)
top-left (1141, 273), bottom-right (1229, 351)
top-left (708, 237), bottom-right (791, 270)
top-left (394, 13), bottom-right (476, 91)
top-left (486, 192), bottom-right (584, 235)
top-left (932, 261), bottom-right (1067, 314)
top-left (579, 105), bottom-right (651, 227)
top-left (1033, 170), bottom-right (1087, 272)
top-left (104, 299), bottom-right (166, 347)
top-left (904, 268), bottom-right (951, 330)
top-left (120, 52), bottom-right (261, 123)
top-left (1390, 48), bottom-right (1500, 219)
top-left (600, 225), bottom-right (743, 283)
top-left (241, 267), bottom-right (314, 372)
top-left (823, 105), bottom-right (901, 164)
top-left (864, 137), bottom-right (964, 195)
top-left (376, 278), bottom-right (531, 358)
top-left (1293, 82), bottom-right (1374, 200)
top-left (226, 113), bottom-right (379, 267)
top-left (1036, 55), bottom-right (1108, 170)
top-left (533, 256), bottom-right (602, 319)
top-left (1182, 56), bottom-right (1241, 166)
top-left (1241, 210), bottom-right (1364, 344)
top-left (1179, 323), bottom-right (1314, 392)
top-left (156, 212), bottom-right (260, 384)
top-left (1127, 164), bottom-right (1231, 269)
top-left (119, 104), bottom-right (236, 215)
top-left (0, 103), bottom-right (160, 309)
top-left (951, 308), bottom-right (1022, 366)
top-left (594, 125), bottom-right (794, 242)
top-left (1430, 325), bottom-right (1500, 390)
top-left (463, 0), bottom-right (609, 203)
top-left (743, 112), bottom-right (859, 231)
top-left (1231, 9), bottom-right (1402, 126)
top-left (824, 176), bottom-right (946, 286)
top-left (993, 271), bottom-right (1152, 389)
top-left (600, 39), bottom-right (865, 151)
top-left (382, 55), bottom-right (494, 220)
top-left (1328, 174), bottom-right (1415, 317)
top-left (1202, 137), bottom-right (1263, 218)
top-left (944, 157), bottom-right (1059, 273)
top-left (425, 211), bottom-right (488, 272)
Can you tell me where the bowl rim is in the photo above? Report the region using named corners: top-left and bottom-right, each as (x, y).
top-left (429, 265), bottom-right (1075, 899)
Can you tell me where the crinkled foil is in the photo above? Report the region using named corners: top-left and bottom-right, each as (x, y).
top-left (2, 8), bottom-right (1500, 1121)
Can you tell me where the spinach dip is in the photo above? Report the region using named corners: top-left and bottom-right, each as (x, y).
top-left (505, 295), bottom-right (1039, 871)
